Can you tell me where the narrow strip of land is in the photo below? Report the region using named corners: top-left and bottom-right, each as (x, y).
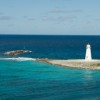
top-left (37, 59), bottom-right (100, 70)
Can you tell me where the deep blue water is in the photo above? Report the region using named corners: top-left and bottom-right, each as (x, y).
top-left (0, 35), bottom-right (100, 59)
top-left (0, 35), bottom-right (100, 100)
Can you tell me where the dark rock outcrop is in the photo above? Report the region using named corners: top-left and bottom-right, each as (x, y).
top-left (4, 50), bottom-right (32, 56)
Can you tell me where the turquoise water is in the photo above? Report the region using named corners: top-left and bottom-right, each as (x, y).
top-left (0, 60), bottom-right (100, 100)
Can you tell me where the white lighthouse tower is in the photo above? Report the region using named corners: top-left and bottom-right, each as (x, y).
top-left (85, 43), bottom-right (92, 61)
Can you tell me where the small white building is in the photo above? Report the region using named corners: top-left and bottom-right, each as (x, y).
top-left (85, 43), bottom-right (92, 61)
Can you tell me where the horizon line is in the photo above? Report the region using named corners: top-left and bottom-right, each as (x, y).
top-left (0, 34), bottom-right (100, 36)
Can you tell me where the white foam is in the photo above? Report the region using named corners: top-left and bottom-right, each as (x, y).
top-left (0, 57), bottom-right (36, 61)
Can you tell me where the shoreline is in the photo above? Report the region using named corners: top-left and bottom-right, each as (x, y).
top-left (37, 58), bottom-right (100, 70)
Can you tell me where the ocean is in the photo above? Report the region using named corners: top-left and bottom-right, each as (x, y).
top-left (0, 35), bottom-right (100, 100)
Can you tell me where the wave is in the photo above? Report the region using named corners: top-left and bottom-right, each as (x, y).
top-left (0, 57), bottom-right (36, 61)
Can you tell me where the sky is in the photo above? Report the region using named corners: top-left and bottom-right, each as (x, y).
top-left (0, 0), bottom-right (100, 35)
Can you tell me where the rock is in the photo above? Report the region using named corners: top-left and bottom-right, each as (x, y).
top-left (4, 50), bottom-right (32, 56)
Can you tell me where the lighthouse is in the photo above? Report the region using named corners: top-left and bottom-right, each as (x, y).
top-left (85, 44), bottom-right (92, 61)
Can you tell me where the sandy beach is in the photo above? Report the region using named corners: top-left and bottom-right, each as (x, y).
top-left (37, 59), bottom-right (100, 70)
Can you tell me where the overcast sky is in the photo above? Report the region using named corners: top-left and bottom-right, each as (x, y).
top-left (0, 0), bottom-right (100, 35)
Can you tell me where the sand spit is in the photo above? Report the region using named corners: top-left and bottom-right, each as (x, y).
top-left (37, 59), bottom-right (100, 70)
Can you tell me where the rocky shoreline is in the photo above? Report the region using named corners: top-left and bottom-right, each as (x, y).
top-left (4, 50), bottom-right (32, 56)
top-left (37, 59), bottom-right (100, 70)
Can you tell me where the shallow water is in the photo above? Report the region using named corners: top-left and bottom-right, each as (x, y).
top-left (0, 60), bottom-right (100, 100)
